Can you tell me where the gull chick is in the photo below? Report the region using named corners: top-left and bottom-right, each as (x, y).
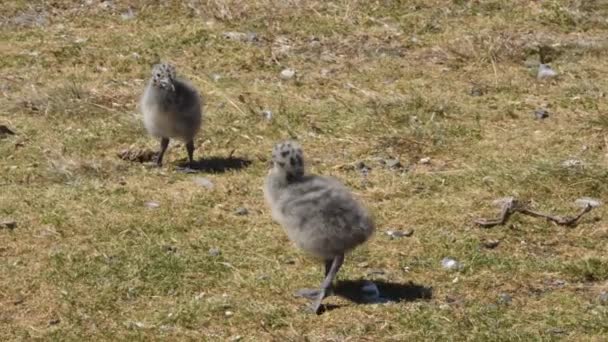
top-left (140, 63), bottom-right (203, 167)
top-left (264, 140), bottom-right (375, 314)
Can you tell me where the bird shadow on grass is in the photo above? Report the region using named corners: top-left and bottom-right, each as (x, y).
top-left (333, 279), bottom-right (433, 304)
top-left (177, 156), bottom-right (252, 173)
top-left (316, 279), bottom-right (432, 314)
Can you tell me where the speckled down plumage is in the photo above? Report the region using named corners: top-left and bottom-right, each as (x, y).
top-left (140, 64), bottom-right (202, 142)
top-left (264, 141), bottom-right (374, 259)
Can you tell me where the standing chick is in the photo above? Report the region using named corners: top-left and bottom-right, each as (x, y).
top-left (264, 140), bottom-right (375, 314)
top-left (140, 63), bottom-right (203, 167)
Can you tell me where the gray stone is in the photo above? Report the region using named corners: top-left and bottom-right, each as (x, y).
top-left (0, 220), bottom-right (16, 230)
top-left (441, 257), bottom-right (463, 271)
top-left (235, 207), bottom-right (249, 216)
top-left (498, 293), bottom-right (512, 304)
top-left (280, 68), bottom-right (296, 80)
top-left (534, 108), bottom-right (549, 119)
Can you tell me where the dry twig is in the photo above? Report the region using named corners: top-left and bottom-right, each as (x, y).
top-left (475, 197), bottom-right (595, 228)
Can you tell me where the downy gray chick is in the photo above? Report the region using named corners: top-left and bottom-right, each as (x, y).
top-left (140, 63), bottom-right (203, 166)
top-left (263, 140), bottom-right (375, 314)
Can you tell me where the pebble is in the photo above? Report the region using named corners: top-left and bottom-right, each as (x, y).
top-left (469, 86), bottom-right (484, 96)
top-left (235, 207), bottom-right (249, 216)
top-left (441, 257), bottom-right (463, 271)
top-left (194, 177), bottom-right (214, 189)
top-left (163, 245), bottom-right (177, 253)
top-left (384, 158), bottom-right (402, 169)
top-left (386, 229), bottom-right (414, 239)
top-left (0, 220), bottom-right (17, 230)
top-left (144, 201), bottom-right (160, 209)
top-left (280, 68), bottom-right (296, 80)
top-left (561, 159), bottom-right (584, 168)
top-left (498, 293), bottom-right (512, 304)
top-left (598, 292), bottom-right (608, 305)
top-left (208, 248), bottom-right (221, 257)
top-left (223, 31), bottom-right (258, 43)
top-left (120, 8), bottom-right (135, 20)
top-left (534, 108), bottom-right (549, 119)
top-left (261, 109), bottom-right (273, 121)
top-left (0, 125), bottom-right (15, 138)
top-left (481, 239), bottom-right (500, 249)
top-left (419, 157), bottom-right (431, 164)
top-left (537, 64), bottom-right (558, 80)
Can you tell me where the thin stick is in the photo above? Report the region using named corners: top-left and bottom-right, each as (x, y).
top-left (519, 205), bottom-right (592, 227)
top-left (475, 198), bottom-right (595, 228)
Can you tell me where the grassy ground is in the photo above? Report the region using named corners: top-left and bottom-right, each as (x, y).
top-left (2, 0), bottom-right (608, 340)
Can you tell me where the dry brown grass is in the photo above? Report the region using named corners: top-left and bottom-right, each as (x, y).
top-left (2, 0), bottom-right (608, 340)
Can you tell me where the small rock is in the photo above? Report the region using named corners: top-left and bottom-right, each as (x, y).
top-left (224, 310), bottom-right (234, 317)
top-left (534, 108), bottom-right (549, 119)
top-left (384, 158), bottom-right (402, 169)
top-left (0, 125), bottom-right (15, 138)
top-left (419, 157), bottom-right (431, 165)
top-left (357, 261), bottom-right (369, 268)
top-left (280, 68), bottom-right (296, 80)
top-left (211, 73), bottom-right (222, 82)
top-left (551, 279), bottom-right (566, 287)
top-left (120, 8), bottom-right (135, 20)
top-left (575, 197), bottom-right (601, 208)
top-left (144, 201), bottom-right (160, 209)
top-left (498, 293), bottom-right (512, 304)
top-left (537, 64), bottom-right (558, 80)
top-left (163, 245), bottom-right (177, 253)
top-left (49, 318), bottom-right (60, 325)
top-left (261, 109), bottom-right (273, 121)
top-left (235, 207), bottom-right (249, 216)
top-left (481, 239), bottom-right (500, 249)
top-left (194, 177), bottom-right (214, 189)
top-left (229, 336), bottom-right (243, 342)
top-left (441, 257), bottom-right (463, 271)
top-left (469, 86), bottom-right (484, 96)
top-left (386, 229), bottom-right (414, 239)
top-left (0, 220), bottom-right (16, 230)
top-left (208, 248), bottom-right (221, 257)
top-left (223, 31), bottom-right (258, 43)
top-left (355, 161), bottom-right (369, 170)
top-left (561, 159), bottom-right (584, 168)
top-left (598, 291), bottom-right (608, 305)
